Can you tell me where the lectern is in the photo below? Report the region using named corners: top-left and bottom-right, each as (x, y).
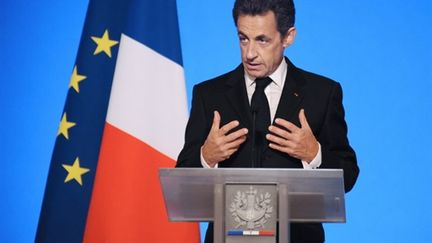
top-left (159, 168), bottom-right (346, 243)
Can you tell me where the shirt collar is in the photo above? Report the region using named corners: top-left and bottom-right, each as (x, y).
top-left (245, 58), bottom-right (288, 88)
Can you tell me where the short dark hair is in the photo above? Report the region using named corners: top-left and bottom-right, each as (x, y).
top-left (233, 0), bottom-right (295, 36)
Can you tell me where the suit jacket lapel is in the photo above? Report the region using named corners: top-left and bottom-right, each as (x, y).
top-left (224, 65), bottom-right (252, 128)
top-left (274, 58), bottom-right (305, 125)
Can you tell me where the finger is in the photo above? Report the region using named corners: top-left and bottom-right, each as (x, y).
top-left (219, 120), bottom-right (240, 135)
top-left (268, 125), bottom-right (291, 139)
top-left (225, 128), bottom-right (248, 142)
top-left (299, 109), bottom-right (311, 130)
top-left (266, 133), bottom-right (288, 146)
top-left (210, 110), bottom-right (221, 132)
top-left (267, 133), bottom-right (298, 149)
top-left (274, 118), bottom-right (300, 133)
top-left (268, 143), bottom-right (293, 155)
top-left (268, 143), bottom-right (299, 158)
top-left (225, 134), bottom-right (247, 150)
top-left (224, 148), bottom-right (239, 160)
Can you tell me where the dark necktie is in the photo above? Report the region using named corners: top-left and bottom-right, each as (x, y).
top-left (250, 77), bottom-right (272, 166)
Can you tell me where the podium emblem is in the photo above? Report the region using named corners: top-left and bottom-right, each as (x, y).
top-left (229, 186), bottom-right (273, 229)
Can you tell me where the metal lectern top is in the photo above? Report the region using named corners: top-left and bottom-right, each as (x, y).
top-left (159, 168), bottom-right (345, 223)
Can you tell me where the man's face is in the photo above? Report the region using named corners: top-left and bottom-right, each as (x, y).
top-left (237, 11), bottom-right (296, 78)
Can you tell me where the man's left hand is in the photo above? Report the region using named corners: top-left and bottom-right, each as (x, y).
top-left (266, 109), bottom-right (318, 162)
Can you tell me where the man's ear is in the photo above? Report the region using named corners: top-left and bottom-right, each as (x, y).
top-left (282, 27), bottom-right (297, 48)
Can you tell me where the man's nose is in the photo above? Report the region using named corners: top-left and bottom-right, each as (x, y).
top-left (246, 42), bottom-right (257, 60)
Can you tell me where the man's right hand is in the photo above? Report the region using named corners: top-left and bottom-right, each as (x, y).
top-left (202, 111), bottom-right (248, 167)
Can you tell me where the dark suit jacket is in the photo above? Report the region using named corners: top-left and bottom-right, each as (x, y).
top-left (176, 58), bottom-right (359, 243)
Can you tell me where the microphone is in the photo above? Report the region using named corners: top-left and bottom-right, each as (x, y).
top-left (251, 104), bottom-right (259, 168)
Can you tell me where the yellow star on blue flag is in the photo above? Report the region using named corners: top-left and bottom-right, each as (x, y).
top-left (62, 157), bottom-right (90, 186)
top-left (58, 113), bottom-right (76, 140)
top-left (69, 66), bottom-right (87, 93)
top-left (91, 29), bottom-right (118, 58)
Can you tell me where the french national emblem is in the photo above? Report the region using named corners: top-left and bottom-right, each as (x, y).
top-left (230, 186), bottom-right (273, 229)
top-left (225, 184), bottom-right (277, 242)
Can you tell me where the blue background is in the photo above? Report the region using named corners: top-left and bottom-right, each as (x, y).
top-left (1, 0), bottom-right (431, 242)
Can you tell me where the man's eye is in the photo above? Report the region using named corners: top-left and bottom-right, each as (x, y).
top-left (239, 37), bottom-right (248, 43)
top-left (258, 38), bottom-right (269, 44)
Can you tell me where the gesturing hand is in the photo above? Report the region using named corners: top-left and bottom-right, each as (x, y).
top-left (202, 111), bottom-right (248, 167)
top-left (266, 109), bottom-right (318, 162)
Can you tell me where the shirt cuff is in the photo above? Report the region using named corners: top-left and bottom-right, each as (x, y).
top-left (301, 142), bottom-right (322, 169)
top-left (201, 144), bottom-right (320, 169)
top-left (200, 146), bottom-right (218, 168)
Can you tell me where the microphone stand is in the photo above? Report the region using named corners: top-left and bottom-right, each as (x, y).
top-left (251, 106), bottom-right (257, 168)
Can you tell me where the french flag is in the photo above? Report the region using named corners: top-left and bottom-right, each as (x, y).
top-left (36, 0), bottom-right (200, 242)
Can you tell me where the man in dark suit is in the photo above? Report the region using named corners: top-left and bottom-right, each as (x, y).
top-left (176, 0), bottom-right (359, 242)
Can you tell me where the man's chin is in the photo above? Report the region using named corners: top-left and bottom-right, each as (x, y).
top-left (245, 69), bottom-right (266, 79)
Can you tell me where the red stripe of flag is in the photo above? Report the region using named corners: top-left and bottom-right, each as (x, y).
top-left (83, 123), bottom-right (200, 242)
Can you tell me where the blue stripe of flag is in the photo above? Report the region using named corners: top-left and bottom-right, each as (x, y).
top-left (123, 0), bottom-right (183, 66)
top-left (36, 0), bottom-right (129, 242)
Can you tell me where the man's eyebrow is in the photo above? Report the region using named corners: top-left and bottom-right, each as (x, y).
top-left (255, 34), bottom-right (270, 40)
top-left (237, 31), bottom-right (269, 39)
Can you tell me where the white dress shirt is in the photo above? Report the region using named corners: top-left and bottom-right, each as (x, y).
top-left (201, 59), bottom-right (321, 169)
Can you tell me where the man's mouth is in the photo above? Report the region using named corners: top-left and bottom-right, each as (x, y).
top-left (246, 62), bottom-right (261, 70)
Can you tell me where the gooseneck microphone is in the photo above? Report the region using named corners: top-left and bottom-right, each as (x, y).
top-left (250, 104), bottom-right (258, 168)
